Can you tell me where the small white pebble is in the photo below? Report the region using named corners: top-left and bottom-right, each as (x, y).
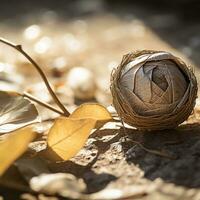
top-left (63, 34), bottom-right (82, 53)
top-left (67, 67), bottom-right (96, 100)
top-left (91, 188), bottom-right (123, 199)
top-left (52, 57), bottom-right (68, 69)
top-left (34, 36), bottom-right (52, 54)
top-left (23, 25), bottom-right (41, 40)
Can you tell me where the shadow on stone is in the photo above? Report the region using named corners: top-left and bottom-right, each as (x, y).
top-left (121, 123), bottom-right (200, 188)
top-left (49, 153), bottom-right (117, 193)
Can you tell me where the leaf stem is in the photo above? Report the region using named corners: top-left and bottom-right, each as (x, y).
top-left (23, 92), bottom-right (65, 116)
top-left (0, 37), bottom-right (70, 117)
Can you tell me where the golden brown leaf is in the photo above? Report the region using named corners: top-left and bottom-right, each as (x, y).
top-left (42, 118), bottom-right (96, 161)
top-left (70, 103), bottom-right (112, 122)
top-left (0, 128), bottom-right (36, 176)
top-left (70, 103), bottom-right (113, 130)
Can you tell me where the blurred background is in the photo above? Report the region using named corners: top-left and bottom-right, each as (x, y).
top-left (0, 0), bottom-right (200, 111)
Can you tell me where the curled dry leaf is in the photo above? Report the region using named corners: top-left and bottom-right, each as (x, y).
top-left (0, 91), bottom-right (39, 134)
top-left (0, 127), bottom-right (36, 176)
top-left (41, 118), bottom-right (96, 161)
top-left (111, 50), bottom-right (197, 130)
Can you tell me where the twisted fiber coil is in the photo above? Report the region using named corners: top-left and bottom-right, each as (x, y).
top-left (110, 50), bottom-right (197, 130)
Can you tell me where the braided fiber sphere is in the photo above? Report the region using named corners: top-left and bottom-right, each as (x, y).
top-left (110, 50), bottom-right (197, 130)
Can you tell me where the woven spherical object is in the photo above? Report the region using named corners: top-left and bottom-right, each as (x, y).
top-left (110, 50), bottom-right (197, 130)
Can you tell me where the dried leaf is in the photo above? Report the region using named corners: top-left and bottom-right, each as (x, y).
top-left (111, 50), bottom-right (197, 130)
top-left (41, 104), bottom-right (112, 161)
top-left (42, 118), bottom-right (96, 161)
top-left (0, 91), bottom-right (39, 134)
top-left (0, 128), bottom-right (36, 176)
top-left (70, 103), bottom-right (113, 129)
top-left (70, 103), bottom-right (112, 121)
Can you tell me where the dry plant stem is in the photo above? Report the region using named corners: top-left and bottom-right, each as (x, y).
top-left (130, 140), bottom-right (177, 160)
top-left (121, 123), bottom-right (176, 159)
top-left (0, 37), bottom-right (70, 117)
top-left (23, 92), bottom-right (64, 116)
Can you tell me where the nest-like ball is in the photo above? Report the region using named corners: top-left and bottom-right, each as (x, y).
top-left (110, 50), bottom-right (197, 130)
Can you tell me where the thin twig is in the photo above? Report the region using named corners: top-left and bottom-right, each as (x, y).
top-left (23, 92), bottom-right (65, 116)
top-left (0, 37), bottom-right (70, 117)
top-left (120, 119), bottom-right (177, 159)
top-left (129, 140), bottom-right (177, 160)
